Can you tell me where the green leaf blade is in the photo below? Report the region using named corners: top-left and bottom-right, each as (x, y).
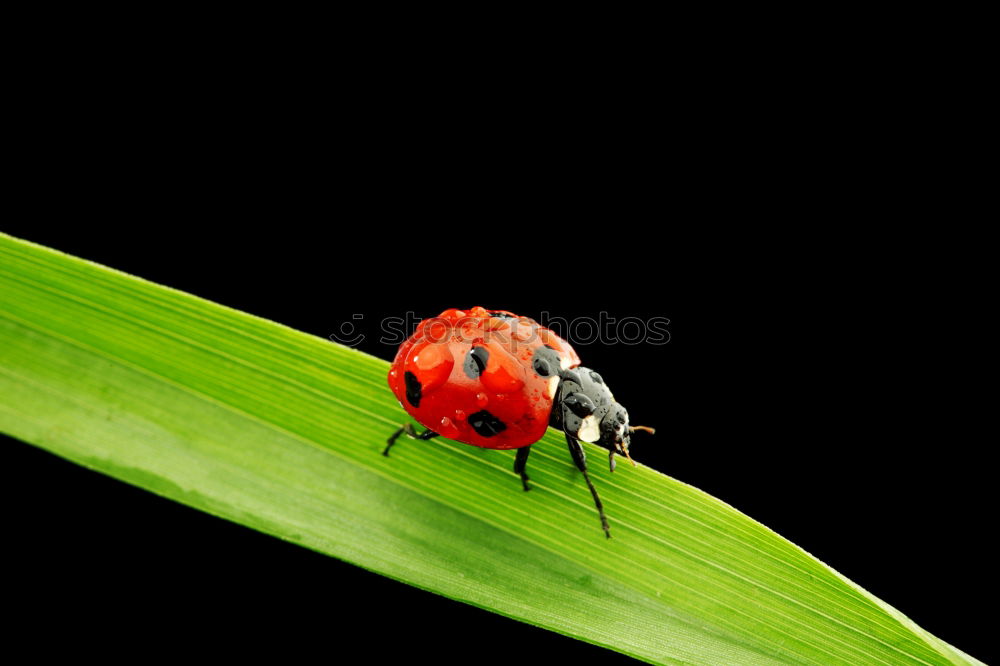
top-left (0, 234), bottom-right (981, 665)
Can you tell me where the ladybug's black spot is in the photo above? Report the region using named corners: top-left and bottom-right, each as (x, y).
top-left (404, 371), bottom-right (422, 408)
top-left (564, 392), bottom-right (596, 417)
top-left (463, 346), bottom-right (490, 379)
top-left (562, 369), bottom-right (582, 385)
top-left (468, 410), bottom-right (507, 437)
top-left (532, 345), bottom-right (561, 377)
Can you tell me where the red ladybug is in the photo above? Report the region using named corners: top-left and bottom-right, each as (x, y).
top-left (386, 306), bottom-right (654, 537)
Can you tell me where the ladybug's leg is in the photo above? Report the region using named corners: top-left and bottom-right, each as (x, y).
top-left (384, 423), bottom-right (416, 455)
top-left (513, 446), bottom-right (532, 491)
top-left (383, 423), bottom-right (439, 456)
top-left (565, 434), bottom-right (611, 538)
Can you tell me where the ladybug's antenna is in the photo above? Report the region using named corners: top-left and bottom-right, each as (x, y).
top-left (621, 425), bottom-right (654, 466)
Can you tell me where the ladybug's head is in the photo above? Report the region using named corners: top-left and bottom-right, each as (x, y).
top-left (553, 366), bottom-right (655, 471)
top-left (598, 402), bottom-right (633, 467)
top-left (596, 402), bottom-right (655, 471)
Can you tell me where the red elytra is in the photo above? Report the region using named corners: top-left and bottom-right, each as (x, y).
top-left (387, 306), bottom-right (579, 449)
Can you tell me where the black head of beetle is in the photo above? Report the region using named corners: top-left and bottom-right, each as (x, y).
top-left (534, 346), bottom-right (654, 471)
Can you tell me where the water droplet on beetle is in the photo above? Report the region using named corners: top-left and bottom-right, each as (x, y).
top-left (406, 342), bottom-right (454, 393)
top-left (476, 392), bottom-right (489, 407)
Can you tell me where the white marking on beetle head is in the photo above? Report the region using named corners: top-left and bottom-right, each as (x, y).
top-left (578, 414), bottom-right (600, 442)
top-left (547, 375), bottom-right (560, 399)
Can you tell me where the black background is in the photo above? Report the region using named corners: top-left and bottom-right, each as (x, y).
top-left (2, 2), bottom-right (995, 657)
top-left (3, 222), bottom-right (990, 664)
top-left (0, 13), bottom-right (991, 661)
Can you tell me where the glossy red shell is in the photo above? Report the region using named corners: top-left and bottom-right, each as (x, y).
top-left (387, 306), bottom-right (581, 449)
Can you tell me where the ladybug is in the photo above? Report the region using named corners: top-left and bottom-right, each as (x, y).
top-left (385, 306), bottom-right (654, 537)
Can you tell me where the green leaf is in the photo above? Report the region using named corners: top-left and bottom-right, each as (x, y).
top-left (0, 233), bottom-right (981, 665)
